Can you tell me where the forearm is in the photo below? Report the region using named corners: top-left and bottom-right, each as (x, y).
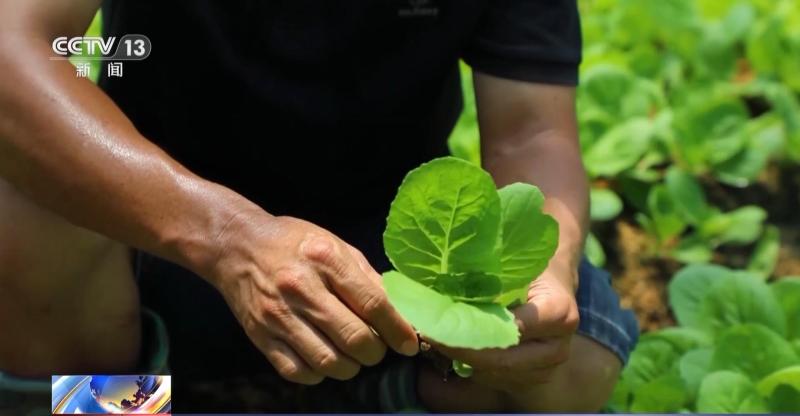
top-left (482, 130), bottom-right (589, 289)
top-left (0, 33), bottom-right (257, 277)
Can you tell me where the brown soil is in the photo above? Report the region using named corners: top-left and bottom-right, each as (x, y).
top-left (605, 220), bottom-right (678, 332)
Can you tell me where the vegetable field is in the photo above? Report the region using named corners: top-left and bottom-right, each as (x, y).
top-left (450, 0), bottom-right (800, 412)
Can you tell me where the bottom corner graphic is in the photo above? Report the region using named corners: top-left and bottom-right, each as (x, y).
top-left (51, 375), bottom-right (171, 414)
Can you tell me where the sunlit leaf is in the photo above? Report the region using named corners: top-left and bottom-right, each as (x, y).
top-left (382, 271), bottom-right (519, 349)
top-left (696, 371), bottom-right (768, 413)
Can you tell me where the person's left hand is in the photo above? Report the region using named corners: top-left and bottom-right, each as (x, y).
top-left (432, 266), bottom-right (580, 395)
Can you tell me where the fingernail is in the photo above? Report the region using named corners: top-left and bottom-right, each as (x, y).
top-left (400, 339), bottom-right (419, 356)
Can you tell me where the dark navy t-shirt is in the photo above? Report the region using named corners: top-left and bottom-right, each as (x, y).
top-left (100, 0), bottom-right (581, 225)
top-left (100, 1), bottom-right (581, 410)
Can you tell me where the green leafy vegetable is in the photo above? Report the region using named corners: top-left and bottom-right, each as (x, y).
top-left (630, 373), bottom-right (688, 413)
top-left (679, 348), bottom-right (713, 399)
top-left (620, 264), bottom-right (800, 412)
top-left (590, 187), bottom-right (624, 221)
top-left (382, 157), bottom-right (558, 348)
top-left (772, 277), bottom-right (800, 340)
top-left (747, 225), bottom-right (781, 279)
top-left (710, 324), bottom-right (798, 380)
top-left (697, 274), bottom-right (787, 337)
top-left (384, 157), bottom-right (501, 281)
top-left (668, 263), bottom-right (730, 328)
top-left (382, 271), bottom-right (519, 349)
top-left (696, 371), bottom-right (769, 413)
top-left (584, 232), bottom-right (606, 268)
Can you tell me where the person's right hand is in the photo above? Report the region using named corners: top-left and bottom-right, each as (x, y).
top-left (204, 213), bottom-right (419, 385)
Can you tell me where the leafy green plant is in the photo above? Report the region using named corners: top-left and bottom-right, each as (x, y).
top-left (381, 157), bottom-right (558, 349)
top-left (609, 265), bottom-right (800, 412)
top-left (635, 167), bottom-right (767, 262)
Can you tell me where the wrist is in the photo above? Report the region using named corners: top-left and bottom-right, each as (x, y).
top-left (155, 176), bottom-right (267, 283)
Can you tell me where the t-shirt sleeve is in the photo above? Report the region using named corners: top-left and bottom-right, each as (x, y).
top-left (462, 0), bottom-right (583, 85)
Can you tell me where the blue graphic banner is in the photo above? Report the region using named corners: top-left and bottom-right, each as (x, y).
top-left (51, 375), bottom-right (171, 414)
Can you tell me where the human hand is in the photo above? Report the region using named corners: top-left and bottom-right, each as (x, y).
top-left (205, 213), bottom-right (419, 385)
top-left (432, 266), bottom-right (579, 395)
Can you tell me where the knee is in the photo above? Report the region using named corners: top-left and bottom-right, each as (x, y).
top-left (516, 335), bottom-right (622, 412)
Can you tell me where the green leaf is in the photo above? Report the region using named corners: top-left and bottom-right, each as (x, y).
top-left (447, 64), bottom-right (481, 166)
top-left (746, 10), bottom-right (800, 92)
top-left (607, 376), bottom-right (632, 412)
top-left (767, 384), bottom-right (800, 413)
top-left (452, 360), bottom-right (474, 378)
top-left (668, 263), bottom-right (732, 328)
top-left (384, 157), bottom-right (501, 280)
top-left (696, 371), bottom-right (768, 413)
top-left (765, 83), bottom-right (800, 161)
top-left (758, 366), bottom-right (800, 413)
top-left (647, 185), bottom-right (686, 242)
top-left (672, 96), bottom-right (749, 171)
top-left (679, 348), bottom-right (713, 399)
top-left (671, 233), bottom-right (713, 264)
top-left (590, 188), bottom-right (623, 221)
top-left (623, 339), bottom-right (682, 391)
top-left (619, 174), bottom-right (652, 213)
top-left (664, 168), bottom-right (709, 225)
top-left (772, 277), bottom-right (800, 340)
top-left (758, 366), bottom-right (800, 398)
top-left (642, 327), bottom-right (713, 352)
top-left (701, 206), bottom-right (767, 246)
top-left (630, 373), bottom-right (688, 413)
top-left (584, 232), bottom-right (606, 268)
top-left (495, 183), bottom-right (558, 304)
top-left (715, 114), bottom-right (785, 187)
top-left (382, 271), bottom-right (519, 349)
top-left (432, 272), bottom-right (502, 303)
top-left (747, 225), bottom-right (781, 279)
top-left (578, 65), bottom-right (664, 121)
top-left (710, 324), bottom-right (799, 381)
top-left (695, 23), bottom-right (738, 80)
top-left (698, 272), bottom-right (787, 337)
top-left (584, 118), bottom-right (654, 177)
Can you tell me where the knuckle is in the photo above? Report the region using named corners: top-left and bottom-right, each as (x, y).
top-left (342, 324), bottom-right (385, 365)
top-left (302, 236), bottom-right (339, 264)
top-left (360, 292), bottom-right (388, 318)
top-left (277, 362), bottom-right (304, 382)
top-left (562, 307), bottom-right (580, 333)
top-left (241, 314), bottom-right (262, 337)
top-left (259, 300), bottom-right (293, 325)
top-left (312, 350), bottom-right (360, 381)
top-left (342, 322), bottom-right (370, 349)
top-left (274, 267), bottom-right (310, 296)
top-left (315, 350), bottom-right (340, 374)
top-left (271, 357), bottom-right (324, 385)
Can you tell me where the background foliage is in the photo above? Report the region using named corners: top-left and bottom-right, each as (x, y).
top-left (449, 0), bottom-right (800, 412)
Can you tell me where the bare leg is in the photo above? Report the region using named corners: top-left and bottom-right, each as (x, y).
top-left (0, 179), bottom-right (140, 377)
top-left (418, 334), bottom-right (622, 412)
